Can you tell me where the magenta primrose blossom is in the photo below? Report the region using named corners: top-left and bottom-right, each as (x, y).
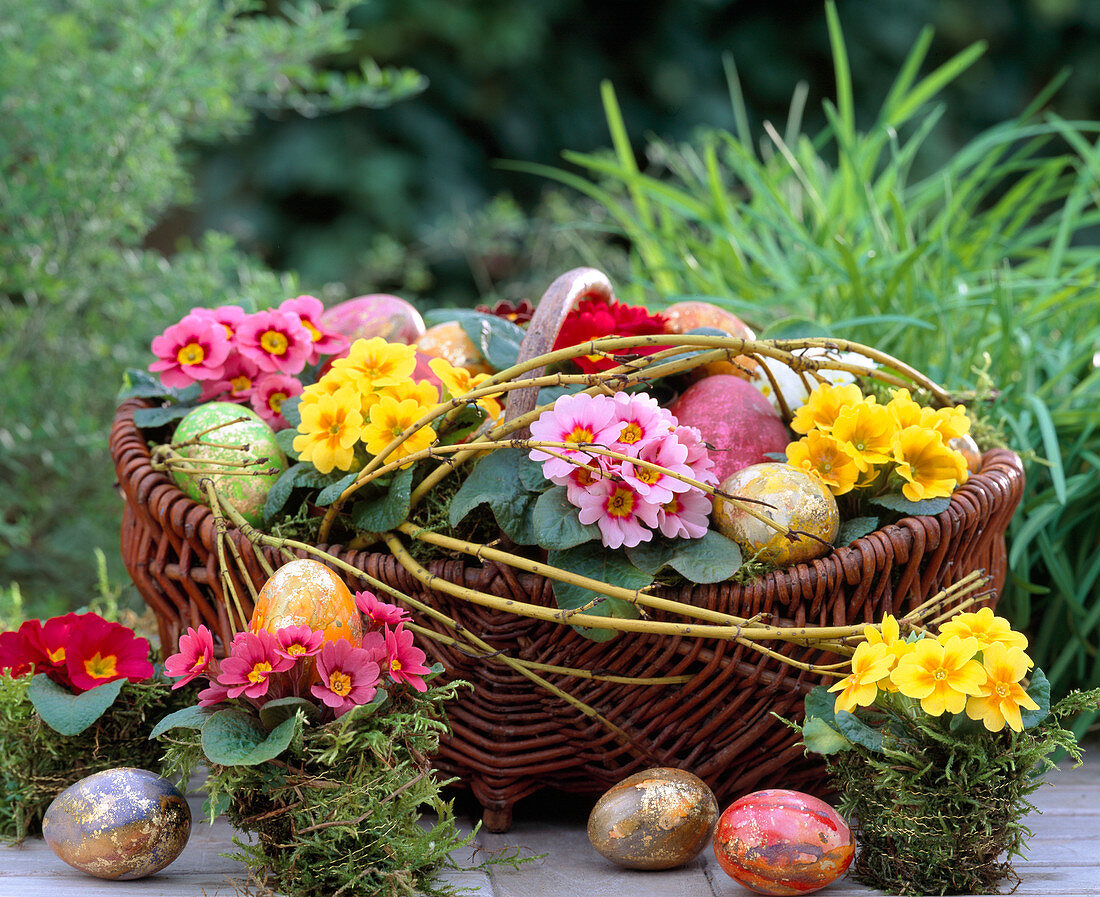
top-left (250, 372), bottom-right (303, 428)
top-left (193, 305), bottom-right (249, 341)
top-left (609, 392), bottom-right (675, 451)
top-left (311, 639), bottom-right (382, 717)
top-left (201, 352), bottom-right (261, 403)
top-left (620, 433), bottom-right (693, 505)
top-left (528, 393), bottom-right (622, 480)
top-left (280, 295), bottom-right (348, 363)
top-left (150, 312), bottom-right (232, 389)
top-left (236, 308), bottom-right (313, 375)
top-left (274, 625), bottom-right (324, 662)
top-left (355, 591), bottom-right (411, 630)
top-left (218, 629), bottom-right (295, 700)
top-left (383, 624), bottom-right (432, 693)
top-left (164, 625), bottom-right (216, 689)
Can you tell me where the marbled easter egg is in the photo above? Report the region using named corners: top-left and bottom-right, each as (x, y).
top-left (668, 375), bottom-right (791, 484)
top-left (416, 321), bottom-right (492, 375)
top-left (949, 434), bottom-right (982, 473)
top-left (713, 789), bottom-right (853, 895)
top-left (751, 349), bottom-right (877, 414)
top-left (170, 401), bottom-right (287, 527)
top-left (320, 294), bottom-right (426, 345)
top-left (587, 767), bottom-right (719, 870)
top-left (43, 768), bottom-right (191, 880)
top-left (662, 300), bottom-right (758, 379)
top-left (713, 463), bottom-right (839, 566)
top-left (249, 558), bottom-right (363, 647)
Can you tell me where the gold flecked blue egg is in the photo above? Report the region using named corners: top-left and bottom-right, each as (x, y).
top-left (43, 767), bottom-right (191, 880)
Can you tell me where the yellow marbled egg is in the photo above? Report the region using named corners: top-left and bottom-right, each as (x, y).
top-left (43, 768), bottom-right (191, 880)
top-left (713, 463), bottom-right (839, 566)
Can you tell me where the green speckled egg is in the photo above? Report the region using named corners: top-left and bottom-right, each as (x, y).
top-left (43, 767), bottom-right (191, 880)
top-left (170, 401), bottom-right (287, 526)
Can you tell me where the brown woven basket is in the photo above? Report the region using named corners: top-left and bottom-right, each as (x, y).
top-left (110, 278), bottom-right (1025, 831)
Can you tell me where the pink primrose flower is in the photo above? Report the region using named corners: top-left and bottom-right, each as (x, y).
top-left (280, 295), bottom-right (348, 363)
top-left (192, 305), bottom-right (249, 343)
top-left (273, 625), bottom-right (324, 662)
top-left (164, 625), bottom-right (216, 689)
top-left (609, 392), bottom-right (676, 452)
top-left (150, 312), bottom-right (232, 389)
top-left (528, 393), bottom-right (621, 482)
top-left (575, 478), bottom-right (661, 549)
top-left (250, 372), bottom-right (303, 429)
top-left (561, 458), bottom-right (612, 505)
top-left (200, 353), bottom-right (261, 403)
top-left (218, 629), bottom-right (294, 700)
top-left (236, 309), bottom-right (312, 375)
top-left (383, 623), bottom-right (432, 693)
top-left (354, 591), bottom-right (411, 631)
top-left (310, 639), bottom-right (381, 717)
top-left (198, 681), bottom-right (231, 707)
top-left (656, 488), bottom-right (711, 539)
top-left (619, 432), bottom-right (693, 505)
top-left (674, 425), bottom-right (719, 486)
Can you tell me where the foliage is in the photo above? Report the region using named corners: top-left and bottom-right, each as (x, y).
top-left (527, 5), bottom-right (1100, 705)
top-left (157, 678), bottom-right (488, 897)
top-left (0, 674), bottom-right (193, 842)
top-left (0, 0), bottom-right (422, 611)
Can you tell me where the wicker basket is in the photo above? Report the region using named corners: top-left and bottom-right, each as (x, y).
top-left (110, 275), bottom-right (1026, 831)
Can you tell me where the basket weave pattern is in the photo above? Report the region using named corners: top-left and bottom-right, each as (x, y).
top-left (111, 397), bottom-right (1024, 829)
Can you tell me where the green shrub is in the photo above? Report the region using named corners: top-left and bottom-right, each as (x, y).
top-left (526, 4), bottom-right (1100, 721)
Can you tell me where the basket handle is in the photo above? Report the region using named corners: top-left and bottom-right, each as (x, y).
top-left (502, 267), bottom-right (613, 432)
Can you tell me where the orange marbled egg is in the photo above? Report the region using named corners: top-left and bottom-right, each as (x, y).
top-left (250, 558), bottom-right (363, 647)
top-left (713, 789), bottom-right (853, 895)
top-left (662, 300), bottom-right (757, 379)
top-left (416, 321), bottom-right (492, 375)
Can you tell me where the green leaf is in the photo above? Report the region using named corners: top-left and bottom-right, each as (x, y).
top-left (449, 448), bottom-right (539, 544)
top-left (837, 516), bottom-right (880, 546)
top-left (531, 486), bottom-right (599, 550)
top-left (1021, 668), bottom-right (1051, 729)
top-left (149, 704), bottom-right (213, 740)
top-left (117, 368), bottom-right (171, 400)
top-left (27, 674), bottom-right (126, 736)
top-left (275, 426), bottom-right (300, 461)
top-left (263, 463), bottom-right (310, 522)
top-left (316, 471), bottom-right (360, 506)
top-left (801, 716), bottom-right (852, 756)
top-left (351, 466), bottom-right (414, 532)
top-left (536, 384), bottom-right (583, 408)
top-left (518, 452), bottom-right (553, 493)
top-left (424, 309), bottom-right (525, 372)
top-left (803, 685), bottom-right (839, 724)
top-left (134, 404), bottom-right (195, 429)
top-left (871, 493), bottom-right (952, 517)
top-left (202, 791), bottom-right (232, 821)
top-left (280, 395), bottom-right (302, 429)
top-left (627, 531), bottom-right (743, 584)
top-left (259, 696), bottom-right (321, 730)
top-left (547, 543), bottom-right (650, 642)
top-left (201, 708), bottom-right (298, 766)
top-left (835, 710), bottom-right (884, 753)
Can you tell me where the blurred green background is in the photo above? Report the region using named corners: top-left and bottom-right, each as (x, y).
top-left (2, 0), bottom-right (1099, 708)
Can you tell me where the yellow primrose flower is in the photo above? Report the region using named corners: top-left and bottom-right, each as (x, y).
top-left (890, 635), bottom-right (987, 716)
top-left (790, 382), bottom-right (866, 435)
top-left (383, 377), bottom-right (441, 409)
top-left (292, 386), bottom-right (364, 474)
top-left (330, 337), bottom-right (417, 392)
top-left (831, 401), bottom-right (896, 472)
top-left (863, 615), bottom-right (911, 691)
top-left (786, 430), bottom-right (861, 496)
top-left (828, 641), bottom-right (895, 713)
top-left (927, 404), bottom-right (971, 441)
top-left (938, 606), bottom-right (1030, 656)
top-left (965, 642), bottom-right (1040, 732)
top-left (886, 388), bottom-right (924, 429)
top-left (892, 426), bottom-right (967, 502)
top-left (362, 396), bottom-right (437, 467)
top-left (427, 357), bottom-right (503, 420)
top-left (300, 371), bottom-right (354, 407)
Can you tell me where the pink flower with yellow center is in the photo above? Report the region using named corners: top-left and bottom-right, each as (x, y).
top-left (383, 623), bottom-right (432, 693)
top-left (889, 635), bottom-right (987, 717)
top-left (674, 424), bottom-right (719, 486)
top-left (620, 432), bottom-right (692, 505)
top-left (201, 353), bottom-right (261, 403)
top-left (828, 641), bottom-right (895, 713)
top-left (279, 295), bottom-right (348, 363)
top-left (831, 401), bottom-right (897, 472)
top-left (219, 629), bottom-right (294, 700)
top-left (965, 642), bottom-right (1040, 732)
top-left (292, 386), bottom-right (365, 474)
top-left (892, 426), bottom-right (967, 502)
top-left (164, 625), bottom-right (216, 689)
top-left (791, 383), bottom-right (867, 435)
top-left (561, 459), bottom-right (610, 504)
top-left (656, 488), bottom-right (711, 539)
top-left (65, 614), bottom-right (154, 693)
top-left (311, 638), bottom-right (381, 716)
top-left (150, 312), bottom-right (232, 389)
top-left (192, 305), bottom-right (248, 342)
top-left (575, 479), bottom-right (661, 549)
top-left (354, 591), bottom-right (411, 631)
top-left (609, 393), bottom-right (675, 451)
top-left (528, 392), bottom-right (621, 481)
top-left (274, 625), bottom-right (324, 662)
top-left (237, 309), bottom-right (312, 375)
top-left (786, 430), bottom-right (861, 496)
top-left (250, 373), bottom-right (303, 429)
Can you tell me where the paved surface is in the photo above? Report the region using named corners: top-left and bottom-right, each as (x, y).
top-left (3, 755), bottom-right (1098, 895)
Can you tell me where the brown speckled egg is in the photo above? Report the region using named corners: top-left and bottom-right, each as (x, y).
top-left (949, 434), bottom-right (982, 473)
top-left (713, 463), bottom-right (839, 566)
top-left (587, 767), bottom-right (719, 870)
top-left (43, 767), bottom-right (191, 880)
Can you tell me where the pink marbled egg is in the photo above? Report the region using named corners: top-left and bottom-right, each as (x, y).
top-left (319, 294), bottom-right (425, 345)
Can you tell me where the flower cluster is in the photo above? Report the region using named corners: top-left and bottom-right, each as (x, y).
top-left (830, 607), bottom-right (1039, 733)
top-left (163, 591), bottom-right (431, 719)
top-left (0, 613), bottom-right (154, 693)
top-left (552, 293), bottom-right (669, 373)
top-left (786, 383), bottom-right (971, 502)
top-left (149, 297), bottom-right (347, 429)
top-left (528, 391), bottom-right (717, 549)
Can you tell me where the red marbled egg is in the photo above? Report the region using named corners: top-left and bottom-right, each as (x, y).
top-left (668, 375), bottom-right (791, 485)
top-left (713, 789), bottom-right (853, 896)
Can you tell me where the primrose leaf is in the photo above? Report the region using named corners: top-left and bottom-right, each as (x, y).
top-left (531, 486), bottom-right (598, 550)
top-left (518, 452), bottom-right (553, 493)
top-left (149, 704), bottom-right (214, 740)
top-left (871, 493), bottom-right (952, 517)
top-left (803, 685), bottom-right (839, 724)
top-left (801, 716), bottom-right (853, 756)
top-left (836, 516), bottom-right (881, 546)
top-left (201, 709), bottom-right (298, 766)
top-left (351, 466), bottom-right (414, 532)
top-left (27, 675), bottom-right (126, 736)
top-left (134, 404), bottom-right (195, 429)
top-left (280, 395), bottom-right (302, 429)
top-left (259, 696), bottom-right (321, 730)
top-left (263, 463), bottom-right (310, 522)
top-left (835, 710), bottom-right (885, 753)
top-left (316, 471), bottom-right (361, 506)
top-left (626, 531), bottom-right (742, 583)
top-left (547, 543), bottom-right (650, 642)
top-left (1021, 668), bottom-right (1051, 729)
top-left (424, 309), bottom-right (525, 371)
top-left (118, 368), bottom-right (171, 400)
top-left (275, 427), bottom-right (300, 461)
top-left (449, 448), bottom-right (539, 544)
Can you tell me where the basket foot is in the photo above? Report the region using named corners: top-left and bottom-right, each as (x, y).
top-left (481, 805), bottom-right (513, 833)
